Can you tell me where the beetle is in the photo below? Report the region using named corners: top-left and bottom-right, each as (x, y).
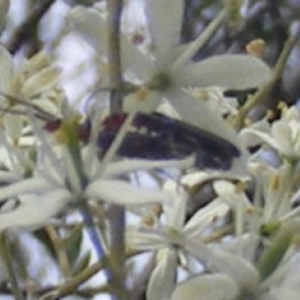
top-left (98, 112), bottom-right (241, 170)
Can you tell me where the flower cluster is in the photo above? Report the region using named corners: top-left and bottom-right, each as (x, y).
top-left (0, 0), bottom-right (299, 300)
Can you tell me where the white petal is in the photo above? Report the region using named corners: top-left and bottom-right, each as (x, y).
top-left (163, 181), bottom-right (187, 229)
top-left (123, 89), bottom-right (161, 113)
top-left (0, 178), bottom-right (50, 202)
top-left (21, 67), bottom-right (59, 98)
top-left (262, 163), bottom-right (293, 222)
top-left (0, 171), bottom-right (21, 183)
top-left (182, 170), bottom-right (246, 188)
top-left (22, 51), bottom-right (51, 76)
top-left (147, 248), bottom-right (177, 300)
top-left (271, 121), bottom-right (294, 156)
top-left (241, 128), bottom-right (280, 151)
top-left (121, 0), bottom-right (151, 51)
top-left (2, 113), bottom-right (23, 140)
top-left (103, 155), bottom-right (195, 178)
top-left (211, 250), bottom-right (259, 295)
top-left (167, 90), bottom-right (239, 143)
top-left (166, 90), bottom-right (249, 175)
top-left (144, 0), bottom-right (183, 64)
top-left (219, 234), bottom-right (261, 263)
top-left (31, 98), bottom-right (62, 117)
top-left (184, 199), bottom-right (230, 237)
top-left (281, 106), bottom-right (300, 121)
top-left (171, 274), bottom-right (239, 300)
top-left (240, 119), bottom-right (272, 147)
top-left (85, 179), bottom-right (171, 205)
top-left (182, 237), bottom-right (259, 294)
top-left (291, 123), bottom-right (300, 153)
top-left (187, 86), bottom-right (238, 115)
top-left (126, 228), bottom-right (166, 250)
top-left (213, 180), bottom-right (239, 198)
top-left (0, 189), bottom-right (72, 231)
top-left (0, 145), bottom-right (21, 173)
top-left (177, 236), bottom-right (215, 263)
top-left (176, 54), bottom-right (271, 90)
top-left (213, 180), bottom-right (253, 211)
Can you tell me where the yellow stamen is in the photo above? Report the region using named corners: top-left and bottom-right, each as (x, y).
top-left (134, 87), bottom-right (149, 102)
top-left (246, 39), bottom-right (266, 58)
top-left (235, 180), bottom-right (248, 193)
top-left (269, 173), bottom-right (280, 190)
top-left (265, 109), bottom-right (274, 120)
top-left (277, 101), bottom-right (287, 111)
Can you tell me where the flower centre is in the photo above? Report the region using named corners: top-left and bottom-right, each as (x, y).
top-left (146, 72), bottom-right (171, 91)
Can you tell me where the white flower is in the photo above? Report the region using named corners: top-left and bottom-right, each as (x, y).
top-left (169, 235), bottom-right (300, 300)
top-left (0, 46), bottom-right (66, 141)
top-left (126, 180), bottom-right (244, 299)
top-left (69, 0), bottom-right (271, 173)
top-left (194, 171), bottom-right (300, 300)
top-left (0, 129), bottom-right (195, 231)
top-left (241, 105), bottom-right (300, 160)
top-left (177, 167), bottom-right (294, 299)
top-left (213, 160), bottom-right (300, 235)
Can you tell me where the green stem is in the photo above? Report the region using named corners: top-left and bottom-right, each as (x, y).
top-left (41, 251), bottom-right (136, 299)
top-left (107, 0), bottom-right (123, 114)
top-left (257, 220), bottom-right (300, 281)
top-left (175, 8), bottom-right (226, 66)
top-left (44, 259), bottom-right (105, 299)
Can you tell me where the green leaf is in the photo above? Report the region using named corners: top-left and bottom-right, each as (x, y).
top-left (63, 225), bottom-right (83, 267)
top-left (257, 220), bottom-right (300, 281)
top-left (33, 228), bottom-right (56, 258)
top-left (72, 252), bottom-right (91, 276)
